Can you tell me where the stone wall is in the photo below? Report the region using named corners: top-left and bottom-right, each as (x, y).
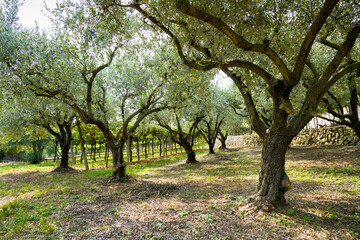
top-left (292, 126), bottom-right (359, 146)
top-left (215, 134), bottom-right (262, 148)
top-left (215, 126), bottom-right (359, 148)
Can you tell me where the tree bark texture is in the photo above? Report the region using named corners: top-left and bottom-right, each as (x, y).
top-left (182, 141), bottom-right (197, 164)
top-left (59, 142), bottom-right (71, 168)
top-left (217, 131), bottom-right (228, 149)
top-left (105, 143), bottom-right (109, 167)
top-left (256, 106), bottom-right (293, 206)
top-left (257, 133), bottom-right (291, 206)
top-left (76, 122), bottom-right (89, 171)
top-left (219, 139), bottom-right (227, 149)
top-left (185, 148), bottom-right (197, 164)
top-left (126, 138), bottom-right (132, 162)
top-left (111, 141), bottom-right (127, 179)
top-left (208, 142), bottom-right (215, 154)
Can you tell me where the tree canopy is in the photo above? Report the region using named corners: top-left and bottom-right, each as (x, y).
top-left (95, 0), bottom-right (360, 207)
top-left (0, 0), bottom-right (359, 210)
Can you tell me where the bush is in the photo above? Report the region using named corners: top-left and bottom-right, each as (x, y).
top-left (26, 151), bottom-right (44, 164)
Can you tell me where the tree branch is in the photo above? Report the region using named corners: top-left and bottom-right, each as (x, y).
top-left (326, 91), bottom-right (344, 114)
top-left (289, 60), bottom-right (360, 136)
top-left (322, 97), bottom-right (346, 119)
top-left (147, 81), bottom-right (164, 107)
top-left (42, 124), bottom-right (61, 142)
top-left (175, 0), bottom-right (291, 83)
top-left (319, 38), bottom-right (341, 50)
top-left (128, 106), bottom-right (169, 137)
top-left (316, 25), bottom-right (360, 94)
top-left (221, 67), bottom-right (267, 139)
top-left (88, 47), bottom-right (118, 83)
top-left (322, 61), bottom-right (360, 97)
top-left (124, 3), bottom-right (278, 87)
top-left (292, 0), bottom-right (339, 85)
top-left (317, 115), bottom-right (351, 127)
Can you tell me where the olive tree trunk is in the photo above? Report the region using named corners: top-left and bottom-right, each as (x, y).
top-left (207, 142), bottom-right (215, 154)
top-left (185, 148), bottom-right (197, 163)
top-left (59, 141), bottom-right (71, 168)
top-left (255, 104), bottom-right (293, 206)
top-left (217, 131), bottom-right (228, 150)
top-left (181, 141), bottom-right (197, 164)
top-left (256, 133), bottom-right (292, 206)
top-left (111, 141), bottom-right (127, 180)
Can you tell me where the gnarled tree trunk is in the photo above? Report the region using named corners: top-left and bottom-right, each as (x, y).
top-left (43, 118), bottom-right (73, 169)
top-left (185, 148), bottom-right (197, 163)
top-left (256, 132), bottom-right (292, 206)
top-left (59, 121), bottom-right (72, 169)
top-left (111, 141), bottom-right (127, 180)
top-left (59, 141), bottom-right (71, 168)
top-left (255, 100), bottom-right (293, 207)
top-left (182, 142), bottom-right (197, 164)
top-left (217, 131), bottom-right (228, 150)
top-left (208, 143), bottom-right (215, 154)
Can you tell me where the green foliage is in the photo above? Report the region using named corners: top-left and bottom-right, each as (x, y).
top-left (0, 0), bottom-right (212, 177)
top-left (25, 151), bottom-right (43, 164)
top-left (177, 210), bottom-right (190, 217)
top-left (107, 208), bottom-right (116, 214)
top-left (0, 124), bottom-right (50, 163)
top-left (287, 209), bottom-right (296, 215)
top-left (225, 196), bottom-right (245, 207)
top-left (200, 213), bottom-right (214, 222)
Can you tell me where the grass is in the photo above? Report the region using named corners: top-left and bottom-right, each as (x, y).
top-left (286, 159), bottom-right (360, 185)
top-left (177, 210), bottom-right (190, 217)
top-left (0, 148), bottom-right (209, 239)
top-left (0, 145), bottom-right (359, 239)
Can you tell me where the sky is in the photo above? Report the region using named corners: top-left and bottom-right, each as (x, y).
top-left (213, 72), bottom-right (233, 89)
top-left (17, 0), bottom-right (58, 30)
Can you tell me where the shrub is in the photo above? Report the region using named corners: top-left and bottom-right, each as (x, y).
top-left (26, 151), bottom-right (43, 164)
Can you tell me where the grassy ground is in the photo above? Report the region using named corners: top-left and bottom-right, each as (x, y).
top-left (0, 146), bottom-right (359, 239)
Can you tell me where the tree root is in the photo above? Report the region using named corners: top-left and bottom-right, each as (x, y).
top-left (236, 195), bottom-right (277, 216)
top-left (185, 160), bottom-right (199, 164)
top-left (107, 174), bottom-right (136, 183)
top-left (218, 147), bottom-right (230, 151)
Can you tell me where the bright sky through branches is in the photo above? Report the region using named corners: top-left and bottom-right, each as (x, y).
top-left (18, 0), bottom-right (58, 30)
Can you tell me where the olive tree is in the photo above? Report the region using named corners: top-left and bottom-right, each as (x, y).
top-left (1, 0), bottom-right (211, 179)
top-left (196, 86), bottom-right (228, 154)
top-left (217, 84), bottom-right (252, 149)
top-left (154, 109), bottom-right (204, 163)
top-left (0, 92), bottom-right (75, 168)
top-left (0, 1), bottom-right (76, 168)
top-left (0, 0), bottom-right (164, 178)
top-left (98, 0), bottom-right (360, 207)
